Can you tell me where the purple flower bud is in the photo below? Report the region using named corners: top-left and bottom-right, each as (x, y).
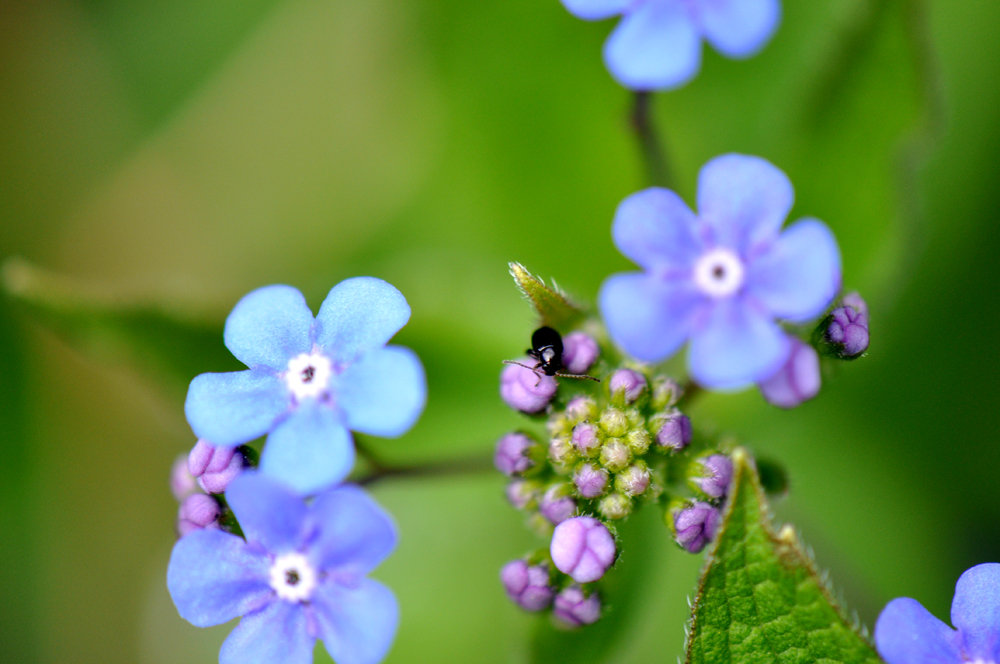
top-left (561, 332), bottom-right (599, 374)
top-left (571, 423), bottom-right (601, 455)
top-left (609, 368), bottom-right (647, 403)
top-left (573, 463), bottom-right (609, 498)
top-left (599, 439), bottom-right (631, 472)
top-left (176, 494), bottom-right (221, 537)
top-left (170, 454), bottom-right (198, 502)
top-left (564, 395), bottom-right (598, 423)
top-left (672, 501), bottom-right (721, 553)
top-left (549, 436), bottom-right (577, 466)
top-left (506, 479), bottom-right (539, 510)
top-left (654, 410), bottom-right (692, 451)
top-left (500, 361), bottom-right (557, 413)
top-left (758, 337), bottom-right (821, 409)
top-left (553, 586), bottom-right (601, 627)
top-left (598, 493), bottom-right (632, 520)
top-left (550, 516), bottom-right (617, 583)
top-left (691, 454), bottom-right (733, 500)
top-left (188, 440), bottom-right (244, 494)
top-left (540, 485), bottom-right (577, 525)
top-left (825, 293), bottom-right (870, 358)
top-left (615, 464), bottom-right (650, 497)
top-left (500, 560), bottom-right (554, 611)
top-left (494, 432), bottom-right (536, 476)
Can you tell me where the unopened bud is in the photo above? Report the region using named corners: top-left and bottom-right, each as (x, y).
top-left (176, 494), bottom-right (221, 537)
top-left (500, 362), bottom-right (557, 414)
top-left (824, 292), bottom-right (869, 358)
top-left (571, 423), bottom-right (601, 456)
top-left (494, 432), bottom-right (537, 476)
top-left (561, 332), bottom-right (600, 374)
top-left (758, 337), bottom-right (821, 409)
top-left (564, 396), bottom-right (598, 423)
top-left (506, 479), bottom-right (540, 510)
top-left (609, 369), bottom-right (647, 404)
top-left (599, 409), bottom-right (628, 437)
top-left (550, 516), bottom-right (616, 583)
top-left (188, 440), bottom-right (244, 494)
top-left (651, 376), bottom-right (683, 410)
top-left (501, 560), bottom-right (554, 611)
top-left (553, 586), bottom-right (601, 627)
top-left (539, 485), bottom-right (577, 525)
top-left (615, 463), bottom-right (650, 497)
top-left (573, 463), bottom-right (609, 499)
top-left (170, 454), bottom-right (198, 502)
top-left (599, 439), bottom-right (631, 472)
top-left (691, 454), bottom-right (733, 500)
top-left (549, 436), bottom-right (578, 466)
top-left (598, 493), bottom-right (632, 520)
top-left (671, 501), bottom-right (721, 553)
top-left (626, 428), bottom-right (651, 455)
top-left (653, 410), bottom-right (692, 451)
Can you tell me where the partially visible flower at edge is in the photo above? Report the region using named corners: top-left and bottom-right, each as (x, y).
top-left (757, 336), bottom-right (821, 409)
top-left (560, 0), bottom-right (782, 91)
top-left (168, 472), bottom-right (398, 664)
top-left (184, 278), bottom-right (426, 495)
top-left (599, 154), bottom-right (841, 389)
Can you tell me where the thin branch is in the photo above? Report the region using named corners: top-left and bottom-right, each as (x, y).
top-left (357, 453), bottom-right (495, 487)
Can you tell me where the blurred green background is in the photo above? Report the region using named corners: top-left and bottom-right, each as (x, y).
top-left (2, 0), bottom-right (999, 662)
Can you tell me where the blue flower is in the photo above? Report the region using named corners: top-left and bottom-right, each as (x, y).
top-left (560, 0), bottom-right (781, 90)
top-left (875, 563), bottom-right (1000, 664)
top-left (167, 473), bottom-right (399, 664)
top-left (185, 278), bottom-right (426, 495)
top-left (599, 154), bottom-right (841, 389)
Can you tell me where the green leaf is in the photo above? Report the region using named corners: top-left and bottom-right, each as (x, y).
top-left (1, 258), bottom-right (240, 401)
top-left (685, 449), bottom-right (883, 664)
top-left (509, 262), bottom-right (586, 332)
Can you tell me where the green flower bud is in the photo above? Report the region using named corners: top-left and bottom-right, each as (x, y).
top-left (651, 376), bottom-right (683, 410)
top-left (599, 493), bottom-right (632, 520)
top-left (599, 408), bottom-right (629, 437)
top-left (615, 462), bottom-right (651, 497)
top-left (549, 435), bottom-right (578, 467)
top-left (625, 428), bottom-right (651, 455)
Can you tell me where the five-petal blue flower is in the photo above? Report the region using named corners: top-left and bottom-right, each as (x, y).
top-left (185, 277), bottom-right (426, 495)
top-left (875, 563), bottom-right (1000, 664)
top-left (168, 473), bottom-right (399, 664)
top-left (599, 154), bottom-right (841, 389)
top-left (560, 0), bottom-right (781, 90)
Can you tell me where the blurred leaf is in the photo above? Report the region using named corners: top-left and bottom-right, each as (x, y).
top-left (685, 449), bottom-right (881, 664)
top-left (1, 258), bottom-right (239, 401)
top-left (509, 262), bottom-right (586, 332)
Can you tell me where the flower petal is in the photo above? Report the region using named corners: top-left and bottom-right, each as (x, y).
top-left (696, 154), bottom-right (794, 253)
top-left (951, 563), bottom-right (1000, 662)
top-left (185, 370), bottom-right (288, 447)
top-left (696, 0), bottom-right (781, 58)
top-left (612, 188), bottom-right (702, 271)
top-left (560, 0), bottom-right (628, 20)
top-left (260, 402), bottom-right (355, 495)
top-left (337, 346), bottom-right (426, 438)
top-left (314, 579), bottom-right (399, 664)
top-left (688, 297), bottom-right (789, 389)
top-left (875, 597), bottom-right (962, 664)
top-left (224, 285), bottom-right (314, 371)
top-left (603, 1), bottom-right (701, 91)
top-left (167, 529), bottom-right (271, 628)
top-left (314, 277), bottom-right (411, 364)
top-left (308, 485), bottom-right (397, 575)
top-left (220, 601), bottom-right (313, 664)
top-left (225, 472), bottom-right (308, 554)
top-left (746, 218), bottom-right (841, 322)
top-left (599, 272), bottom-right (703, 363)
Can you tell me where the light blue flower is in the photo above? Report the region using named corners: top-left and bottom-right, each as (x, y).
top-left (875, 563), bottom-right (1000, 664)
top-left (561, 0), bottom-right (781, 90)
top-left (599, 154), bottom-right (841, 389)
top-left (185, 278), bottom-right (426, 495)
top-left (168, 473), bottom-right (399, 664)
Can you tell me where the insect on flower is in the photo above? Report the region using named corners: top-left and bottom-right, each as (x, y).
top-left (503, 327), bottom-right (600, 383)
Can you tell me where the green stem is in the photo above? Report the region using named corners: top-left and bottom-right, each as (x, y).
top-left (356, 453), bottom-right (495, 487)
top-left (630, 91), bottom-right (673, 188)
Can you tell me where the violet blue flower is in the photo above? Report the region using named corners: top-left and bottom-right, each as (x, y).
top-left (875, 563), bottom-right (1000, 664)
top-left (500, 361), bottom-right (558, 413)
top-left (560, 0), bottom-right (781, 91)
top-left (184, 279), bottom-right (426, 495)
top-left (168, 473), bottom-right (398, 664)
top-left (553, 586), bottom-right (602, 627)
top-left (501, 560), bottom-right (555, 612)
top-left (599, 154), bottom-right (841, 389)
top-left (550, 516), bottom-right (617, 583)
top-left (561, 332), bottom-right (600, 374)
top-left (757, 336), bottom-right (821, 409)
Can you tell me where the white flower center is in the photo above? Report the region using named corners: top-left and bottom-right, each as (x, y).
top-left (269, 552), bottom-right (317, 603)
top-left (284, 352), bottom-right (332, 400)
top-left (693, 248), bottom-right (745, 298)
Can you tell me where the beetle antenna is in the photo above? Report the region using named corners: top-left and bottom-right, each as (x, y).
top-left (554, 372), bottom-right (601, 383)
top-left (502, 359), bottom-right (542, 372)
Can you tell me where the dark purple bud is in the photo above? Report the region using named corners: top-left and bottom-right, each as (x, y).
top-left (615, 464), bottom-right (650, 497)
top-left (564, 395), bottom-right (598, 422)
top-left (573, 463), bottom-right (609, 498)
top-left (609, 368), bottom-right (647, 403)
top-left (500, 560), bottom-right (554, 611)
top-left (539, 485), bottom-right (577, 525)
top-left (758, 337), bottom-right (821, 409)
top-left (825, 292), bottom-right (870, 358)
top-left (553, 586), bottom-right (601, 627)
top-left (501, 362), bottom-right (557, 413)
top-left (176, 494), bottom-right (221, 537)
top-left (672, 501), bottom-right (721, 553)
top-left (188, 440), bottom-right (244, 494)
top-left (494, 432), bottom-right (536, 476)
top-left (571, 423), bottom-right (601, 455)
top-left (170, 454), bottom-right (198, 502)
top-left (654, 410), bottom-right (692, 451)
top-left (561, 332), bottom-right (599, 374)
top-left (691, 454), bottom-right (733, 500)
top-left (506, 479), bottom-right (540, 510)
top-left (550, 516), bottom-right (617, 583)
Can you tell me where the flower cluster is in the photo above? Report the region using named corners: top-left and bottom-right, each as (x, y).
top-left (167, 278), bottom-right (425, 664)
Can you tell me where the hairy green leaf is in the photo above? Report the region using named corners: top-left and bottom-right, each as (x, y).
top-left (509, 262), bottom-right (585, 332)
top-left (685, 449), bottom-right (882, 664)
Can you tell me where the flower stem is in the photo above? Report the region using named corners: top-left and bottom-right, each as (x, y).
top-left (354, 438), bottom-right (494, 486)
top-left (630, 91), bottom-right (673, 188)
